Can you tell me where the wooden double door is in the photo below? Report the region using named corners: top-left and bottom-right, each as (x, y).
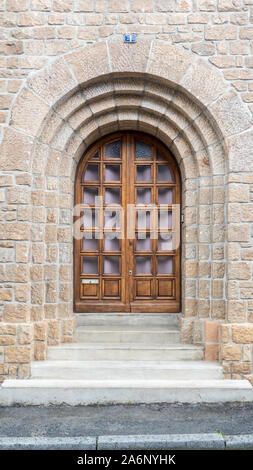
top-left (75, 132), bottom-right (181, 313)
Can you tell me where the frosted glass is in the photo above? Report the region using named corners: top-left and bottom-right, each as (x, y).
top-left (82, 257), bottom-right (98, 274)
top-left (137, 188), bottom-right (151, 204)
top-left (137, 210), bottom-right (150, 229)
top-left (158, 257), bottom-right (173, 274)
top-left (105, 188), bottom-right (121, 204)
top-left (158, 211), bottom-right (172, 229)
top-left (82, 236), bottom-right (98, 251)
top-left (83, 209), bottom-right (96, 229)
top-left (105, 165), bottom-right (120, 181)
top-left (136, 141), bottom-right (152, 159)
top-left (106, 141), bottom-right (121, 159)
top-left (136, 165), bottom-right (151, 182)
top-left (83, 187), bottom-right (98, 204)
top-left (104, 210), bottom-right (121, 229)
top-left (158, 188), bottom-right (173, 204)
top-left (158, 234), bottom-right (173, 251)
top-left (158, 165), bottom-right (173, 182)
top-left (136, 236), bottom-right (151, 251)
top-left (136, 257), bottom-right (151, 274)
top-left (104, 256), bottom-right (120, 274)
top-left (83, 164), bottom-right (99, 181)
top-left (104, 237), bottom-right (120, 251)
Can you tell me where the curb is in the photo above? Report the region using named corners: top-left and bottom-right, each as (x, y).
top-left (0, 434), bottom-right (253, 450)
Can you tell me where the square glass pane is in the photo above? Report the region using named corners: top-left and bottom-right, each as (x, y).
top-left (105, 140), bottom-right (121, 159)
top-left (158, 256), bottom-right (173, 274)
top-left (82, 257), bottom-right (98, 274)
top-left (136, 165), bottom-right (151, 182)
top-left (137, 188), bottom-right (151, 204)
top-left (83, 187), bottom-right (98, 204)
top-left (83, 164), bottom-right (99, 182)
top-left (158, 188), bottom-right (173, 204)
top-left (158, 234), bottom-right (173, 251)
top-left (104, 210), bottom-right (121, 229)
top-left (82, 235), bottom-right (98, 251)
top-left (137, 210), bottom-right (150, 229)
top-left (157, 165), bottom-right (173, 182)
top-left (136, 141), bottom-right (152, 159)
top-left (105, 187), bottom-right (121, 204)
top-left (136, 235), bottom-right (151, 251)
top-left (83, 209), bottom-right (97, 229)
top-left (105, 165), bottom-right (121, 181)
top-left (104, 234), bottom-right (120, 251)
top-left (104, 256), bottom-right (120, 275)
top-left (136, 257), bottom-right (151, 275)
top-left (158, 211), bottom-right (172, 229)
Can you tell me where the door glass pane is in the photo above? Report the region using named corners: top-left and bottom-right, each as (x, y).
top-left (158, 234), bottom-right (173, 251)
top-left (105, 187), bottom-right (121, 204)
top-left (82, 257), bottom-right (98, 274)
top-left (83, 209), bottom-right (96, 229)
top-left (91, 151), bottom-right (99, 159)
top-left (136, 141), bottom-right (152, 159)
top-left (158, 165), bottom-right (173, 182)
top-left (136, 257), bottom-right (151, 274)
top-left (104, 256), bottom-right (120, 274)
top-left (83, 187), bottom-right (98, 204)
top-left (104, 234), bottom-right (120, 251)
top-left (136, 165), bottom-right (151, 182)
top-left (157, 151), bottom-right (166, 160)
top-left (158, 256), bottom-right (173, 274)
top-left (105, 141), bottom-right (121, 159)
top-left (136, 235), bottom-right (151, 251)
top-left (158, 211), bottom-right (172, 229)
top-left (83, 164), bottom-right (99, 182)
top-left (105, 165), bottom-right (120, 181)
top-left (137, 210), bottom-right (150, 229)
top-left (104, 210), bottom-right (121, 229)
top-left (82, 235), bottom-right (98, 251)
top-left (137, 188), bottom-right (151, 204)
top-left (158, 188), bottom-right (173, 204)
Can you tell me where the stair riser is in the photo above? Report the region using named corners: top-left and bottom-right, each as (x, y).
top-left (76, 314), bottom-right (179, 328)
top-left (47, 349), bottom-right (204, 361)
top-left (73, 331), bottom-right (180, 344)
top-left (31, 367), bottom-right (223, 381)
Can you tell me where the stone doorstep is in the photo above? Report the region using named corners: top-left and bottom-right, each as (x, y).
top-left (0, 378), bottom-right (252, 405)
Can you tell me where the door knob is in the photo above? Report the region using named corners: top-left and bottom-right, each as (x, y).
top-left (129, 270), bottom-right (133, 275)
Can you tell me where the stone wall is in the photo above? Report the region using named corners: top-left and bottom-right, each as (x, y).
top-left (0, 1), bottom-right (253, 382)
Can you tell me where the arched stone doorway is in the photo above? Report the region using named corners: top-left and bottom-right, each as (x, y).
top-left (74, 132), bottom-right (181, 313)
top-left (1, 38), bottom-right (252, 380)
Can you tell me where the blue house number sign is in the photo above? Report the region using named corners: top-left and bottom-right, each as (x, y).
top-left (124, 34), bottom-right (137, 43)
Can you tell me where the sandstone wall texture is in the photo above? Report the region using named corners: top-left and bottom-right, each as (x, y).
top-left (0, 0), bottom-right (253, 382)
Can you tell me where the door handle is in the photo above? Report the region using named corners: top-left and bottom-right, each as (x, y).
top-left (129, 270), bottom-right (133, 275)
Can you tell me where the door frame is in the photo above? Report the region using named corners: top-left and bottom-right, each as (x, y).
top-left (74, 131), bottom-right (182, 313)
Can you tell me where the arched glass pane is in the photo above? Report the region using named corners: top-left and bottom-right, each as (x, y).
top-left (136, 141), bottom-right (152, 159)
top-left (105, 141), bottom-right (121, 159)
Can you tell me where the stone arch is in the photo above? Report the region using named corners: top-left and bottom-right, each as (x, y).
top-left (1, 38), bottom-right (252, 371)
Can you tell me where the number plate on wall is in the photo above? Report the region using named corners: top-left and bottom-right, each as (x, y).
top-left (82, 279), bottom-right (99, 284)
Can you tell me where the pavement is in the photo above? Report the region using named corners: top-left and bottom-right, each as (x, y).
top-left (1, 403), bottom-right (253, 449)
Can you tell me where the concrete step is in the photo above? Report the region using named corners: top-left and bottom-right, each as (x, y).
top-left (74, 326), bottom-right (181, 344)
top-left (76, 313), bottom-right (180, 328)
top-left (31, 360), bottom-right (224, 381)
top-left (47, 343), bottom-right (204, 361)
top-left (1, 378), bottom-right (252, 405)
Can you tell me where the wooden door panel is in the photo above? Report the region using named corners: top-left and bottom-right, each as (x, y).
top-left (75, 132), bottom-right (181, 313)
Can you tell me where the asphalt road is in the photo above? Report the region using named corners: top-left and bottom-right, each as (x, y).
top-left (0, 403), bottom-right (253, 437)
